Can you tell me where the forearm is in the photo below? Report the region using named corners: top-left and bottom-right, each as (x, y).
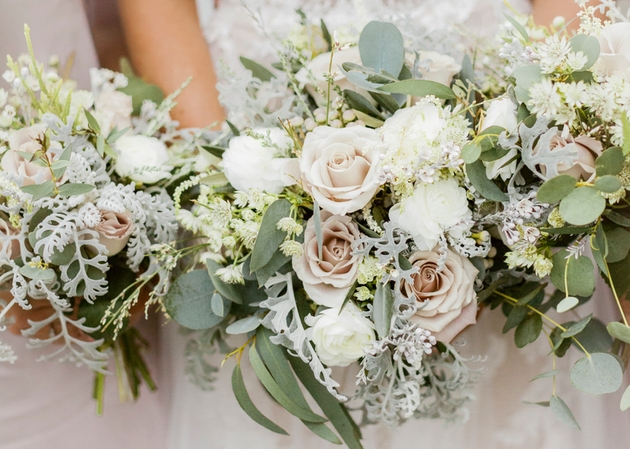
top-left (531, 0), bottom-right (601, 29)
top-left (116, 0), bottom-right (224, 128)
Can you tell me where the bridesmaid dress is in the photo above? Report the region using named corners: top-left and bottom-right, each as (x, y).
top-left (0, 2), bottom-right (166, 448)
top-left (162, 1), bottom-right (630, 448)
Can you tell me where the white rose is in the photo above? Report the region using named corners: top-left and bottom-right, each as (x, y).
top-left (293, 212), bottom-right (362, 307)
top-left (94, 90), bottom-right (133, 135)
top-left (299, 125), bottom-right (382, 215)
top-left (417, 51), bottom-right (461, 86)
top-left (1, 124), bottom-right (54, 186)
top-left (597, 23), bottom-right (630, 79)
top-left (482, 97), bottom-right (517, 134)
top-left (114, 135), bottom-right (172, 184)
top-left (222, 128), bottom-right (294, 194)
top-left (295, 47), bottom-right (371, 106)
top-left (389, 179), bottom-right (471, 250)
top-left (400, 248), bottom-right (478, 343)
top-left (306, 303), bottom-right (375, 367)
top-left (484, 148), bottom-right (518, 181)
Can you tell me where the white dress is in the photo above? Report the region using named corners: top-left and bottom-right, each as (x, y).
top-left (163, 1), bottom-right (630, 448)
top-left (0, 2), bottom-right (166, 448)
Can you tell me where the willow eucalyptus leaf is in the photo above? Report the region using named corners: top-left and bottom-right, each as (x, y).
top-left (550, 395), bottom-right (581, 430)
top-left (250, 199), bottom-right (291, 272)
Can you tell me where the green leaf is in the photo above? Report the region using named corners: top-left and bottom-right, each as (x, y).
top-left (210, 292), bottom-right (225, 317)
top-left (20, 180), bottom-right (55, 201)
top-left (537, 175), bottom-right (577, 204)
top-left (320, 19), bottom-right (332, 51)
top-left (623, 115), bottom-right (630, 156)
top-left (377, 79), bottom-right (456, 100)
top-left (621, 385), bottom-right (630, 411)
top-left (605, 210), bottom-right (630, 227)
top-left (595, 175), bottom-right (622, 193)
top-left (607, 321), bottom-right (630, 344)
top-left (530, 370), bottom-right (561, 381)
top-left (57, 183), bottom-right (95, 197)
top-left (516, 284), bottom-right (546, 306)
top-left (550, 395), bottom-right (581, 430)
top-left (288, 357), bottom-right (364, 449)
top-left (358, 21), bottom-right (404, 77)
top-left (240, 56), bottom-right (275, 82)
top-left (550, 251), bottom-right (595, 297)
top-left (607, 251), bottom-right (630, 301)
top-left (540, 226), bottom-right (593, 235)
top-left (515, 314), bottom-right (543, 348)
top-left (592, 221), bottom-right (608, 273)
top-left (84, 108), bottom-right (101, 133)
top-left (559, 186), bottom-right (606, 225)
top-left (569, 34), bottom-right (600, 70)
top-left (18, 264), bottom-right (55, 281)
top-left (51, 160), bottom-right (71, 170)
top-left (466, 160), bottom-right (509, 202)
top-left (250, 199), bottom-right (291, 273)
top-left (118, 77), bottom-right (164, 116)
top-left (256, 250), bottom-right (291, 287)
top-left (461, 141), bottom-right (482, 164)
top-left (551, 327), bottom-right (572, 357)
top-left (513, 65), bottom-right (542, 102)
top-left (570, 352), bottom-right (623, 395)
top-left (504, 14), bottom-right (529, 42)
top-left (596, 147), bottom-right (624, 176)
top-left (573, 318), bottom-right (613, 353)
top-left (561, 314), bottom-right (592, 338)
top-left (163, 269), bottom-right (230, 330)
top-left (231, 363), bottom-right (288, 435)
top-left (249, 342), bottom-right (327, 423)
top-left (604, 227), bottom-right (630, 263)
top-left (226, 316), bottom-right (261, 335)
top-left (201, 145), bottom-right (225, 158)
top-left (313, 200), bottom-right (324, 260)
top-left (557, 296), bottom-right (579, 313)
top-left (344, 90), bottom-right (385, 120)
top-left (503, 304), bottom-right (529, 333)
top-left (373, 282), bottom-right (394, 339)
top-left (368, 91), bottom-right (400, 113)
top-left (206, 260), bottom-right (243, 304)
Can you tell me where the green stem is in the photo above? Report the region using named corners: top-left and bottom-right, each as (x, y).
top-left (93, 372), bottom-right (106, 416)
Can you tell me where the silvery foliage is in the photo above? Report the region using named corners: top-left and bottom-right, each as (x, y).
top-left (260, 272), bottom-right (345, 401)
top-left (0, 298), bottom-right (17, 363)
top-left (181, 327), bottom-right (225, 391)
top-left (357, 323), bottom-right (478, 426)
top-left (217, 67), bottom-right (297, 130)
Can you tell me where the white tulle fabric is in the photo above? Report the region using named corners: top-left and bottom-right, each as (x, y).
top-left (0, 2), bottom-right (166, 448)
top-left (162, 1), bottom-right (630, 448)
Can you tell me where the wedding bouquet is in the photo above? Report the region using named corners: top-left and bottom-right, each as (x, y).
top-left (0, 27), bottom-right (207, 410)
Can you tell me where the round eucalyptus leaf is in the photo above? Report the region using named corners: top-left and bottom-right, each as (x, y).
top-left (595, 147), bottom-right (624, 176)
top-left (559, 186), bottom-right (606, 225)
top-left (461, 141), bottom-right (482, 164)
top-left (537, 175), bottom-right (576, 204)
top-left (570, 352), bottom-right (623, 395)
top-left (557, 296), bottom-right (579, 313)
top-left (18, 264), bottom-right (55, 281)
top-left (607, 321), bottom-right (630, 344)
top-left (621, 385), bottom-right (630, 411)
top-left (594, 175), bottom-right (622, 193)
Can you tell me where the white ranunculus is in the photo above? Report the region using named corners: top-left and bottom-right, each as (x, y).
top-left (482, 97), bottom-right (518, 134)
top-left (299, 125), bottom-right (382, 215)
top-left (94, 90), bottom-right (133, 135)
top-left (597, 22), bottom-right (630, 79)
top-left (222, 128), bottom-right (294, 194)
top-left (295, 47), bottom-right (370, 106)
top-left (114, 135), bottom-right (171, 184)
top-left (389, 179), bottom-right (471, 250)
top-left (401, 248), bottom-right (478, 343)
top-left (417, 51), bottom-right (461, 86)
top-left (306, 303), bottom-right (375, 367)
top-left (293, 211), bottom-right (362, 308)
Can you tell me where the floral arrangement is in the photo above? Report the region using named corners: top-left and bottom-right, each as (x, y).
top-left (169, 2), bottom-right (630, 446)
top-left (0, 27), bottom-right (209, 410)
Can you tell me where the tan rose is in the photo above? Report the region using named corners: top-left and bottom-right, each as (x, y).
top-left (293, 211), bottom-right (362, 308)
top-left (536, 133), bottom-right (603, 182)
top-left (400, 248), bottom-right (478, 343)
top-left (1, 124), bottom-right (54, 186)
top-left (299, 125), bottom-right (382, 215)
top-left (0, 218), bottom-right (20, 259)
top-left (94, 90), bottom-right (133, 135)
top-left (94, 210), bottom-right (134, 256)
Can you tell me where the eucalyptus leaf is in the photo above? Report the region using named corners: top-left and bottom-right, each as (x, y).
top-left (240, 56), bottom-right (275, 82)
top-left (378, 79), bottom-right (457, 100)
top-left (250, 199), bottom-right (291, 272)
top-left (368, 91), bottom-right (400, 113)
top-left (118, 77), bottom-right (164, 115)
top-left (513, 65), bottom-right (542, 102)
top-left (466, 160), bottom-right (509, 202)
top-left (201, 145), bottom-right (225, 158)
top-left (18, 264), bottom-right (55, 281)
top-left (163, 269), bottom-right (230, 330)
top-left (358, 21), bottom-right (404, 76)
top-left (559, 186), bottom-right (606, 225)
top-left (461, 141), bottom-right (482, 164)
top-left (575, 318), bottom-right (613, 353)
top-left (607, 321), bottom-right (630, 344)
top-left (603, 227), bottom-right (630, 263)
top-left (256, 250), bottom-right (291, 287)
top-left (84, 109), bottom-right (101, 133)
top-left (57, 183), bottom-right (95, 197)
top-left (605, 210), bottom-right (630, 227)
top-left (515, 314), bottom-right (543, 348)
top-left (561, 314), bottom-right (592, 338)
top-left (621, 385), bottom-right (630, 411)
top-left (557, 296), bottom-right (579, 313)
top-left (623, 115), bottom-right (630, 156)
top-left (502, 304), bottom-right (529, 333)
top-left (530, 370), bottom-right (561, 382)
top-left (226, 316), bottom-right (261, 335)
top-left (504, 14), bottom-right (529, 42)
top-left (569, 34), bottom-right (600, 70)
top-left (20, 180), bottom-right (55, 201)
top-left (206, 259), bottom-right (243, 304)
top-left (210, 292), bottom-right (225, 317)
top-left (344, 90), bottom-right (385, 120)
top-left (550, 395), bottom-right (581, 430)
top-left (594, 175), bottom-right (622, 193)
top-left (537, 175), bottom-right (576, 204)
top-left (550, 251), bottom-right (595, 297)
top-left (596, 147), bottom-right (624, 176)
top-left (570, 352), bottom-right (623, 395)
top-left (231, 363), bottom-right (288, 435)
top-left (373, 282), bottom-right (394, 338)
